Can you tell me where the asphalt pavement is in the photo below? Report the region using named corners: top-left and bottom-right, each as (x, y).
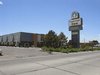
top-left (0, 46), bottom-right (100, 75)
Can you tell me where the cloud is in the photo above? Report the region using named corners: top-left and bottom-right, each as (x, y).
top-left (0, 1), bottom-right (3, 5)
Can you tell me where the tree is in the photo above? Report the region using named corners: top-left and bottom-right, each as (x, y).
top-left (58, 32), bottom-right (68, 47)
top-left (44, 30), bottom-right (59, 48)
top-left (89, 40), bottom-right (99, 45)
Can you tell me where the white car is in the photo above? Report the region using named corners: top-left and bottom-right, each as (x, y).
top-left (0, 49), bottom-right (2, 56)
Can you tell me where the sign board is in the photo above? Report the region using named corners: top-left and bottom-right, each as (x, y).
top-left (69, 25), bottom-right (83, 31)
top-left (72, 31), bottom-right (78, 35)
top-left (69, 11), bottom-right (83, 31)
top-left (69, 18), bottom-right (83, 27)
top-left (71, 11), bottom-right (80, 19)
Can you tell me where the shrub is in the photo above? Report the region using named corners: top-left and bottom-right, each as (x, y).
top-left (41, 46), bottom-right (100, 54)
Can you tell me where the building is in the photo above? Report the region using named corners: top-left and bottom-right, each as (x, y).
top-left (0, 32), bottom-right (45, 47)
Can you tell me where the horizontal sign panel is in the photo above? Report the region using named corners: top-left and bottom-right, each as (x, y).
top-left (72, 32), bottom-right (78, 35)
top-left (69, 18), bottom-right (83, 27)
top-left (69, 25), bottom-right (83, 31)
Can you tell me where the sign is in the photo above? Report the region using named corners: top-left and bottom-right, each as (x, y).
top-left (71, 11), bottom-right (80, 19)
top-left (72, 32), bottom-right (78, 35)
top-left (69, 11), bottom-right (83, 31)
top-left (69, 18), bottom-right (82, 26)
top-left (68, 11), bottom-right (83, 48)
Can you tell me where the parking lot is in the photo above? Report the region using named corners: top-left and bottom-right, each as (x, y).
top-left (0, 46), bottom-right (66, 61)
top-left (0, 46), bottom-right (100, 75)
top-left (0, 46), bottom-right (50, 60)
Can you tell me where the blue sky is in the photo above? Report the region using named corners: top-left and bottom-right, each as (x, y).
top-left (0, 0), bottom-right (100, 42)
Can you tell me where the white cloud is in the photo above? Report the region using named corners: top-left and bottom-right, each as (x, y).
top-left (0, 1), bottom-right (3, 5)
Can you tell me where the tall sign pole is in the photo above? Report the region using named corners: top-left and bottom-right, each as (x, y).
top-left (69, 11), bottom-right (83, 48)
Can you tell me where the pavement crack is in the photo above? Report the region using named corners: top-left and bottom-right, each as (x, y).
top-left (14, 67), bottom-right (49, 75)
top-left (79, 62), bottom-right (100, 68)
top-left (36, 62), bottom-right (80, 75)
top-left (54, 67), bottom-right (80, 75)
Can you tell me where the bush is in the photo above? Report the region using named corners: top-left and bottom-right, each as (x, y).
top-left (41, 46), bottom-right (100, 54)
top-left (93, 47), bottom-right (100, 50)
top-left (42, 47), bottom-right (80, 53)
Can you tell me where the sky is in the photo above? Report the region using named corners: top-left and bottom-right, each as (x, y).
top-left (0, 0), bottom-right (100, 42)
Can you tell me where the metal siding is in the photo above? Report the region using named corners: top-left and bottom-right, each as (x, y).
top-left (0, 36), bottom-right (1, 42)
top-left (8, 34), bottom-right (14, 42)
top-left (3, 35), bottom-right (8, 42)
top-left (0, 32), bottom-right (44, 45)
top-left (20, 32), bottom-right (32, 42)
top-left (32, 34), bottom-right (37, 41)
top-left (0, 37), bottom-right (3, 42)
top-left (8, 34), bottom-right (11, 42)
top-left (14, 32), bottom-right (21, 42)
top-left (37, 34), bottom-right (41, 42)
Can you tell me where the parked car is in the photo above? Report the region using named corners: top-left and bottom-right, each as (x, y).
top-left (0, 49), bottom-right (2, 56)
